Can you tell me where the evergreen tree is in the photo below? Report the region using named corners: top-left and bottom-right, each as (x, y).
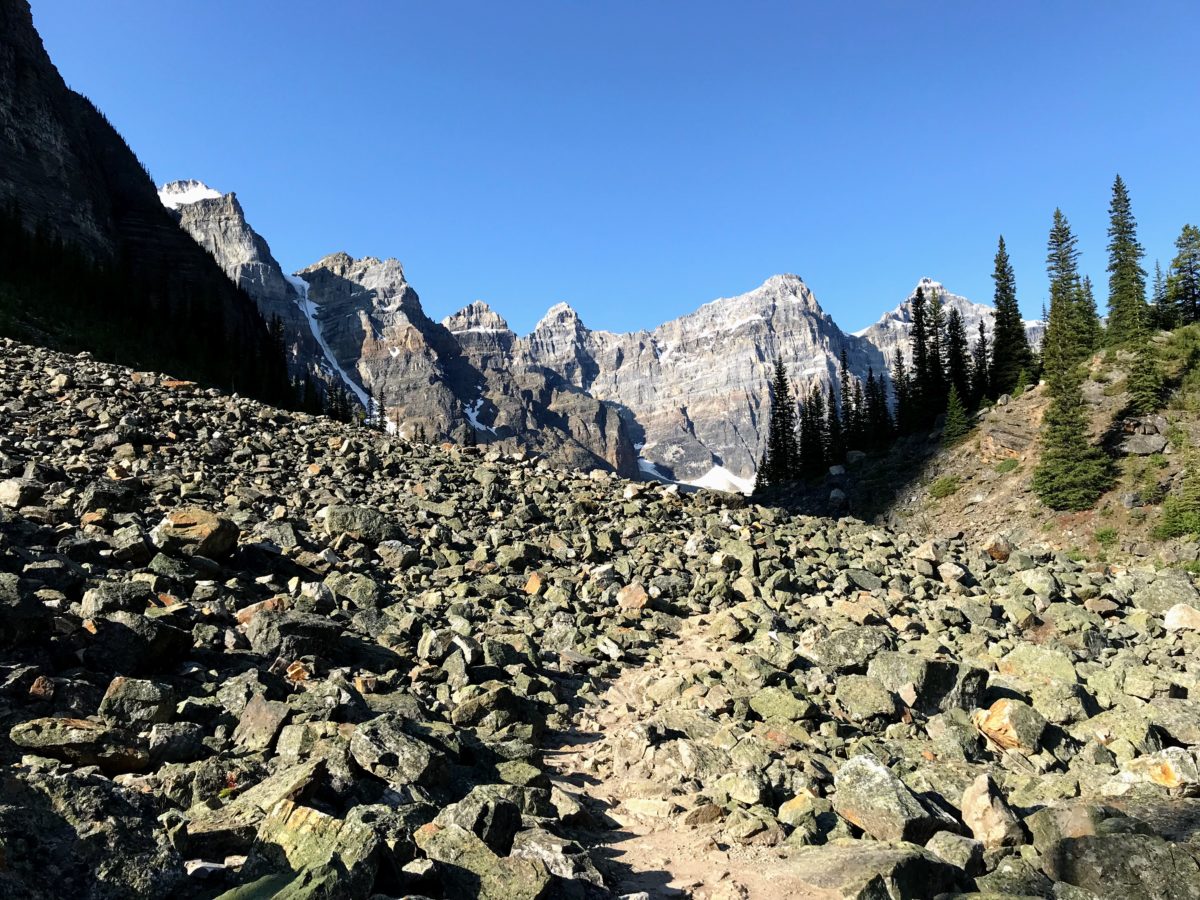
top-left (1032, 365), bottom-right (1113, 511)
top-left (892, 354), bottom-right (913, 435)
top-left (864, 368), bottom-right (892, 448)
top-left (944, 307), bottom-right (971, 406)
top-left (941, 384), bottom-right (970, 446)
top-left (838, 348), bottom-right (854, 439)
top-left (1104, 174), bottom-right (1147, 346)
top-left (970, 320), bottom-right (990, 407)
top-left (797, 386), bottom-right (828, 478)
top-left (910, 286), bottom-right (932, 423)
top-left (1126, 340), bottom-right (1164, 416)
top-left (1079, 275), bottom-right (1102, 353)
top-left (1042, 209), bottom-right (1089, 385)
top-left (757, 358), bottom-right (800, 488)
top-left (1150, 260), bottom-right (1175, 330)
top-left (825, 388), bottom-right (845, 465)
top-left (1154, 452), bottom-right (1200, 539)
top-left (989, 236), bottom-right (1034, 396)
top-left (926, 290), bottom-right (948, 409)
top-left (850, 380), bottom-right (866, 447)
top-left (1013, 369), bottom-right (1029, 397)
top-left (1168, 224), bottom-right (1200, 325)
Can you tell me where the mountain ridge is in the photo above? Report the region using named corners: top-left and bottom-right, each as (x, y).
top-left (161, 180), bottom-right (1042, 489)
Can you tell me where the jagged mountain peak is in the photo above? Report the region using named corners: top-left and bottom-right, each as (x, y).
top-left (533, 301), bottom-right (586, 333)
top-left (443, 301), bottom-right (512, 335)
top-left (157, 180), bottom-right (222, 209)
top-left (301, 251), bottom-right (406, 280)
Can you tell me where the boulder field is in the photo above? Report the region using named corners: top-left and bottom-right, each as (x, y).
top-left (1, 336), bottom-right (1199, 899)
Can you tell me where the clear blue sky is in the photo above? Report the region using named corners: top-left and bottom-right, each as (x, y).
top-left (31, 1), bottom-right (1200, 334)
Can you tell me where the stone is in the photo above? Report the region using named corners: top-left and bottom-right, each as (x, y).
top-left (960, 774), bottom-right (1024, 849)
top-left (782, 840), bottom-right (968, 899)
top-left (98, 677), bottom-right (175, 728)
top-left (616, 582), bottom-right (650, 611)
top-left (998, 644), bottom-right (1078, 685)
top-left (973, 699), bottom-right (1047, 754)
top-left (9, 717), bottom-right (148, 774)
top-left (349, 716), bottom-right (442, 787)
top-left (867, 651), bottom-right (987, 715)
top-left (0, 572), bottom-right (50, 646)
top-left (748, 686), bottom-right (815, 722)
top-left (1132, 572), bottom-right (1200, 615)
top-left (1120, 433), bottom-right (1168, 456)
top-left (833, 755), bottom-right (939, 843)
top-left (1043, 833), bottom-right (1200, 900)
top-left (983, 534), bottom-right (1014, 562)
top-left (809, 626), bottom-right (894, 673)
top-left (414, 822), bottom-right (552, 900)
top-left (324, 504), bottom-right (402, 543)
top-left (1163, 603), bottom-right (1200, 632)
top-left (150, 507), bottom-right (239, 559)
top-left (232, 693), bottom-right (291, 752)
top-left (924, 831), bottom-right (984, 875)
top-left (835, 674), bottom-right (897, 726)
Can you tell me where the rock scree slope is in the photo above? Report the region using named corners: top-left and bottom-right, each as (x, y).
top-left (2, 336), bottom-right (1200, 899)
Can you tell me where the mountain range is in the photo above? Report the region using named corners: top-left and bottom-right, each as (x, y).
top-left (160, 179), bottom-right (1044, 490)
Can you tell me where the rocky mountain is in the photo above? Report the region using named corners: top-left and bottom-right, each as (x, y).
top-left (513, 274), bottom-right (888, 490)
top-left (161, 184), bottom-right (1041, 492)
top-left (4, 334), bottom-right (1200, 899)
top-left (855, 277), bottom-right (1046, 368)
top-left (0, 1), bottom-right (288, 402)
top-left (158, 181), bottom-right (322, 384)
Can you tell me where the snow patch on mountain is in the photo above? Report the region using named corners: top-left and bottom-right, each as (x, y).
top-left (286, 273), bottom-right (370, 409)
top-left (690, 465), bottom-right (755, 495)
top-left (158, 180), bottom-right (222, 209)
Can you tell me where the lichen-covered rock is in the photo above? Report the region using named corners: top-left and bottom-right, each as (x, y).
top-left (833, 755), bottom-right (940, 843)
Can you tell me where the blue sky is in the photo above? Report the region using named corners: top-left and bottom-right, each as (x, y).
top-left (32, 1), bottom-right (1200, 334)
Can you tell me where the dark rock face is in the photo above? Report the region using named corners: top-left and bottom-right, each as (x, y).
top-left (0, 1), bottom-right (286, 399)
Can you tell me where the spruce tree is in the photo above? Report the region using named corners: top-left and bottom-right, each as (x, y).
top-left (941, 384), bottom-right (970, 446)
top-left (1154, 452), bottom-right (1200, 539)
top-left (825, 388), bottom-right (845, 465)
top-left (944, 307), bottom-right (971, 406)
top-left (926, 290), bottom-right (948, 411)
top-left (864, 368), bottom-right (892, 448)
top-left (1104, 174), bottom-right (1147, 346)
top-left (892, 354), bottom-right (912, 435)
top-left (1150, 260), bottom-right (1175, 330)
top-left (1168, 224), bottom-right (1200, 325)
top-left (910, 287), bottom-right (931, 424)
top-left (838, 349), bottom-right (854, 440)
top-left (1125, 340), bottom-right (1163, 416)
top-left (758, 358), bottom-right (800, 488)
top-left (989, 236), bottom-right (1034, 396)
top-left (797, 386), bottom-right (828, 478)
top-left (1034, 209), bottom-right (1113, 510)
top-left (850, 380), bottom-right (866, 448)
top-left (1042, 209), bottom-right (1088, 384)
top-left (1033, 365), bottom-right (1112, 510)
top-left (970, 320), bottom-right (990, 407)
top-left (1079, 276), bottom-right (1102, 353)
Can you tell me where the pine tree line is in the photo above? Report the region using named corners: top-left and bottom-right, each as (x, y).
top-left (754, 173), bottom-right (1195, 514)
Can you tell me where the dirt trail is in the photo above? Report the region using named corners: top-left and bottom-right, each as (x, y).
top-left (543, 620), bottom-right (824, 899)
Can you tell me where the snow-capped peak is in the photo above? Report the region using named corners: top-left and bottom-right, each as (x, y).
top-left (158, 180), bottom-right (222, 209)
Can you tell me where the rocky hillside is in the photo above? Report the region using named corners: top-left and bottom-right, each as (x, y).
top-left (814, 327), bottom-right (1200, 571)
top-left (3, 335), bottom-right (1200, 899)
top-left (164, 184), bottom-right (1046, 490)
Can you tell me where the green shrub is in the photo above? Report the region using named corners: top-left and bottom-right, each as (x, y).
top-left (994, 458), bottom-right (1019, 474)
top-left (1095, 527), bottom-right (1118, 548)
top-left (929, 475), bottom-right (961, 500)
